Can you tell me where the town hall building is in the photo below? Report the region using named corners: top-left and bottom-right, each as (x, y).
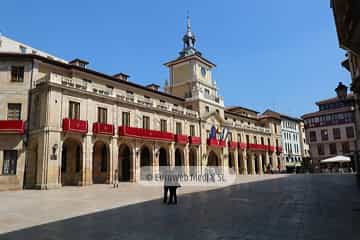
top-left (0, 18), bottom-right (284, 190)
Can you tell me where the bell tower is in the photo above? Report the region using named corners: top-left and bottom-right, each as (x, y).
top-left (164, 16), bottom-right (224, 118)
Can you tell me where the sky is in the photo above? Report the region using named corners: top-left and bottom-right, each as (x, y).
top-left (0, 0), bottom-right (350, 117)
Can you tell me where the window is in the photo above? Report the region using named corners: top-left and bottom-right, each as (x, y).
top-left (342, 142), bottom-right (350, 153)
top-left (7, 103), bottom-right (21, 120)
top-left (205, 106), bottom-right (210, 112)
top-left (98, 107), bottom-right (107, 123)
top-left (204, 88), bottom-right (210, 95)
top-left (69, 101), bottom-right (80, 119)
top-left (261, 137), bottom-right (264, 145)
top-left (329, 143), bottom-right (337, 155)
top-left (309, 131), bottom-right (317, 142)
top-left (246, 135), bottom-right (250, 144)
top-left (176, 122), bottom-right (182, 134)
top-left (333, 128), bottom-right (341, 140)
top-left (317, 144), bottom-right (324, 155)
top-left (321, 129), bottom-right (328, 141)
top-left (11, 66), bottom-right (24, 82)
top-left (19, 45), bottom-right (27, 53)
top-left (122, 112), bottom-right (130, 126)
top-left (142, 116), bottom-right (150, 130)
top-left (190, 125), bottom-right (195, 136)
top-left (237, 134), bottom-right (242, 142)
top-left (346, 127), bottom-right (355, 138)
top-left (160, 119), bottom-right (167, 132)
top-left (253, 136), bottom-right (257, 144)
top-left (2, 150), bottom-right (17, 175)
top-left (228, 132), bottom-right (233, 141)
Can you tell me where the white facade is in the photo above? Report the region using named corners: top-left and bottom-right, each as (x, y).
top-left (0, 35), bottom-right (66, 63)
top-left (281, 118), bottom-right (302, 166)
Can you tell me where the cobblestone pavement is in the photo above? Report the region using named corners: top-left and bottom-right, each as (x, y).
top-left (0, 174), bottom-right (359, 240)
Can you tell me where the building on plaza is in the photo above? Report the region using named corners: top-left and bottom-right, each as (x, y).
top-left (0, 18), bottom-right (284, 190)
top-left (302, 83), bottom-right (356, 170)
top-left (331, 0), bottom-right (360, 173)
top-left (263, 110), bottom-right (305, 171)
top-left (299, 121), bottom-right (311, 169)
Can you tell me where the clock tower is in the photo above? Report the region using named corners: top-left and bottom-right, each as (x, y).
top-left (164, 16), bottom-right (224, 119)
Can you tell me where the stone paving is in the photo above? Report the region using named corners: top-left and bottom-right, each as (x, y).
top-left (0, 174), bottom-right (359, 240)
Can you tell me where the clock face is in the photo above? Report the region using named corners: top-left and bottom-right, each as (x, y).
top-left (201, 67), bottom-right (206, 77)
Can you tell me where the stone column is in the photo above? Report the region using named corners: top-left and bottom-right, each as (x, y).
top-left (251, 153), bottom-right (256, 175)
top-left (264, 152), bottom-right (270, 174)
top-left (110, 137), bottom-right (118, 184)
top-left (169, 143), bottom-right (175, 168)
top-left (272, 152), bottom-right (277, 171)
top-left (233, 149), bottom-right (239, 175)
top-left (153, 145), bottom-right (159, 177)
top-left (134, 145), bottom-right (140, 182)
top-left (242, 150), bottom-right (247, 175)
top-left (184, 146), bottom-right (190, 175)
top-left (258, 154), bottom-right (263, 175)
top-left (83, 135), bottom-right (93, 185)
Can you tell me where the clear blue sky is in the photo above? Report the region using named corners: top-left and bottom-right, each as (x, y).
top-left (0, 0), bottom-right (349, 117)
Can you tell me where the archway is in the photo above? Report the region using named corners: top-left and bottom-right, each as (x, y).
top-left (207, 151), bottom-right (219, 166)
top-left (228, 152), bottom-right (235, 169)
top-left (159, 148), bottom-right (168, 166)
top-left (189, 148), bottom-right (197, 176)
top-left (61, 138), bottom-right (83, 186)
top-left (140, 146), bottom-right (152, 180)
top-left (255, 155), bottom-right (259, 174)
top-left (92, 141), bottom-right (110, 184)
top-left (119, 144), bottom-right (131, 182)
top-left (175, 148), bottom-right (184, 173)
top-left (247, 154), bottom-right (252, 175)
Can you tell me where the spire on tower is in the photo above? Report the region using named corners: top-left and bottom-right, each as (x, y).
top-left (179, 14), bottom-right (200, 57)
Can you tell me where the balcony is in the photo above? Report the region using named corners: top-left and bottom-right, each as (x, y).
top-left (248, 144), bottom-right (268, 151)
top-left (0, 120), bottom-right (25, 134)
top-left (268, 146), bottom-right (276, 152)
top-left (188, 136), bottom-right (201, 145)
top-left (239, 142), bottom-right (247, 150)
top-left (118, 126), bottom-right (174, 142)
top-left (175, 134), bottom-right (188, 144)
top-left (207, 138), bottom-right (226, 148)
top-left (93, 122), bottom-right (114, 136)
top-left (228, 141), bottom-right (238, 149)
top-left (62, 118), bottom-right (88, 134)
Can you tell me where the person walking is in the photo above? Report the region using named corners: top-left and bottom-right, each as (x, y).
top-left (168, 172), bottom-right (181, 205)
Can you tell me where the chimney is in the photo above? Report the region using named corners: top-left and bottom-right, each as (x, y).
top-left (69, 58), bottom-right (89, 68)
top-left (113, 72), bottom-right (130, 82)
top-left (146, 83), bottom-right (160, 91)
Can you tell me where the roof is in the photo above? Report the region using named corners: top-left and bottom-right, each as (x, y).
top-left (225, 106), bottom-right (259, 114)
top-left (164, 53), bottom-right (216, 68)
top-left (315, 93), bottom-right (354, 105)
top-left (301, 106), bottom-right (354, 119)
top-left (263, 109), bottom-right (301, 122)
top-left (0, 52), bottom-right (185, 102)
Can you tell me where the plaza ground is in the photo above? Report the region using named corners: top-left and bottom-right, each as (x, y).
top-left (0, 174), bottom-right (359, 240)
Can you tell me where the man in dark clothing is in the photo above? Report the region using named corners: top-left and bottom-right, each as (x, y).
top-left (163, 167), bottom-right (171, 204)
top-left (168, 169), bottom-right (181, 205)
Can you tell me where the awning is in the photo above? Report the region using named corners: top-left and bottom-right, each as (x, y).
top-left (320, 155), bottom-right (351, 163)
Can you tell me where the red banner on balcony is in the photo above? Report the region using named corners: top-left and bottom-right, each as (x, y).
top-left (276, 146), bottom-right (283, 153)
top-left (93, 122), bottom-right (114, 136)
top-left (189, 136), bottom-right (201, 145)
top-left (0, 120), bottom-right (25, 134)
top-left (119, 126), bottom-right (174, 141)
top-left (239, 142), bottom-right (247, 150)
top-left (207, 138), bottom-right (226, 148)
top-left (268, 146), bottom-right (276, 152)
top-left (248, 144), bottom-right (268, 151)
top-left (63, 118), bottom-right (88, 134)
top-left (175, 134), bottom-right (188, 144)
top-left (228, 141), bottom-right (238, 149)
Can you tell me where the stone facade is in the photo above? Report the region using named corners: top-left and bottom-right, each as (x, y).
top-left (0, 21), bottom-right (284, 190)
